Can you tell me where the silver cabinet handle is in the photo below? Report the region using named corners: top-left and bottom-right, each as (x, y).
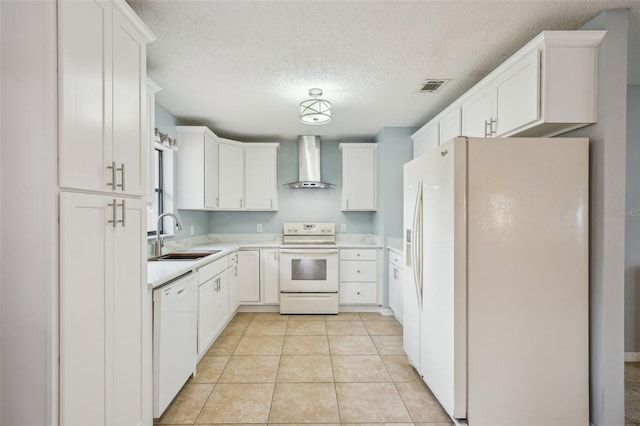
top-left (117, 199), bottom-right (126, 227)
top-left (240, 199), bottom-right (243, 208)
top-left (357, 291), bottom-right (361, 295)
top-left (491, 118), bottom-right (497, 136)
top-left (107, 161), bottom-right (116, 189)
top-left (484, 120), bottom-right (491, 137)
top-left (177, 288), bottom-right (185, 295)
top-left (357, 270), bottom-right (360, 274)
top-left (107, 198), bottom-right (117, 227)
top-left (116, 163), bottom-right (125, 191)
top-left (357, 253), bottom-right (360, 257)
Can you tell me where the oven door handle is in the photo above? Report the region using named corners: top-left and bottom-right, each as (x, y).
top-left (279, 249), bottom-right (339, 254)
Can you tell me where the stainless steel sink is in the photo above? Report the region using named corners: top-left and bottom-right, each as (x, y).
top-left (149, 250), bottom-right (221, 261)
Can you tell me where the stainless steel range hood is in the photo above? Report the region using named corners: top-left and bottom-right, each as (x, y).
top-left (287, 135), bottom-right (334, 189)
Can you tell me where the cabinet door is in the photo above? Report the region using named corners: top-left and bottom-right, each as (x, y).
top-left (198, 280), bottom-right (215, 356)
top-left (111, 197), bottom-right (147, 425)
top-left (439, 108), bottom-right (462, 144)
top-left (262, 249), bottom-right (279, 304)
top-left (413, 122), bottom-right (438, 158)
top-left (60, 192), bottom-right (111, 425)
top-left (204, 132), bottom-right (219, 209)
top-left (462, 86), bottom-right (496, 137)
top-left (218, 142), bottom-right (245, 209)
top-left (238, 250), bottom-right (260, 302)
top-left (229, 264), bottom-right (240, 314)
top-left (388, 264), bottom-right (403, 324)
top-left (213, 272), bottom-right (229, 335)
top-left (495, 50), bottom-right (540, 136)
top-left (341, 145), bottom-right (377, 211)
top-left (111, 8), bottom-right (147, 196)
top-left (245, 146), bottom-right (277, 210)
top-left (59, 0), bottom-right (112, 193)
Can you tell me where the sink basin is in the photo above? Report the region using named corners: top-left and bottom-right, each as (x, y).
top-left (149, 250), bottom-right (221, 261)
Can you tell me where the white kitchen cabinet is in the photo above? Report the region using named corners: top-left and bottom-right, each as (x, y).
top-left (228, 252), bottom-right (240, 313)
top-left (261, 249), bottom-right (279, 304)
top-left (339, 249), bottom-right (378, 305)
top-left (462, 84), bottom-right (496, 138)
top-left (238, 250), bottom-right (260, 303)
top-left (388, 250), bottom-right (404, 324)
top-left (176, 126), bottom-right (219, 210)
top-left (212, 271), bottom-right (229, 336)
top-left (197, 256), bottom-right (229, 357)
top-left (218, 140), bottom-right (245, 210)
top-left (198, 279), bottom-right (216, 357)
top-left (339, 143), bottom-right (377, 211)
top-left (60, 192), bottom-right (148, 426)
top-left (145, 78), bottom-right (161, 203)
top-left (416, 31), bottom-right (604, 143)
top-left (59, 0), bottom-right (153, 196)
top-left (412, 121), bottom-right (438, 158)
top-left (245, 144), bottom-right (279, 210)
top-left (438, 107), bottom-right (462, 144)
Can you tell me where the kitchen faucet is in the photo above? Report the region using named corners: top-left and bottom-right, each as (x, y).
top-left (154, 213), bottom-right (183, 256)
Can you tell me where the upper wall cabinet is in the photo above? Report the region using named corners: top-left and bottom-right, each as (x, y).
top-left (59, 0), bottom-right (154, 196)
top-left (413, 31), bottom-right (605, 154)
top-left (176, 126), bottom-right (219, 210)
top-left (245, 144), bottom-right (278, 210)
top-left (340, 143), bottom-right (377, 211)
top-left (176, 126), bottom-right (279, 211)
top-left (218, 140), bottom-right (245, 210)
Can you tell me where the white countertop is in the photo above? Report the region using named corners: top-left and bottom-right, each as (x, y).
top-left (149, 234), bottom-right (383, 289)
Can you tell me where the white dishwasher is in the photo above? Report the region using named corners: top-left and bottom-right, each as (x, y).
top-left (153, 271), bottom-right (198, 418)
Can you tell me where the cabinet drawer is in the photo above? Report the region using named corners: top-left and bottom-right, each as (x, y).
top-left (340, 249), bottom-right (377, 261)
top-left (199, 256), bottom-right (228, 284)
top-left (389, 252), bottom-right (404, 268)
top-left (340, 260), bottom-right (377, 282)
top-left (340, 282), bottom-right (377, 304)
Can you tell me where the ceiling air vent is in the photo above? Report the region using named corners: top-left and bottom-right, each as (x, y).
top-left (420, 79), bottom-right (450, 93)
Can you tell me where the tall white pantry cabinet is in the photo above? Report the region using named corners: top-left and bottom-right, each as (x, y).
top-left (58, 1), bottom-right (155, 425)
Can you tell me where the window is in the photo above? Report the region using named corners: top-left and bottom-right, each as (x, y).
top-left (147, 148), bottom-right (164, 236)
top-left (147, 144), bottom-right (174, 237)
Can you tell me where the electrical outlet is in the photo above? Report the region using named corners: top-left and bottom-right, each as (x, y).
top-left (341, 224), bottom-right (347, 233)
top-left (257, 224), bottom-right (263, 233)
top-left (190, 225), bottom-right (195, 235)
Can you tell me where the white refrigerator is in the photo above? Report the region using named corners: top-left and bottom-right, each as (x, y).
top-left (403, 137), bottom-right (589, 425)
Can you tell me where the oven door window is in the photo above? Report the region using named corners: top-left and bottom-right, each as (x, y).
top-left (291, 259), bottom-right (327, 280)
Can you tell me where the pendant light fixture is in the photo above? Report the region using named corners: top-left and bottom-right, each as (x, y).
top-left (300, 88), bottom-right (331, 125)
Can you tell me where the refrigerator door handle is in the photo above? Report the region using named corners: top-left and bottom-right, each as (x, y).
top-left (412, 180), bottom-right (423, 310)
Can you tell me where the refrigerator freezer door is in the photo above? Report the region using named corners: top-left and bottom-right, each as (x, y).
top-left (419, 138), bottom-right (467, 420)
top-left (403, 155), bottom-right (427, 373)
top-left (466, 137), bottom-right (589, 425)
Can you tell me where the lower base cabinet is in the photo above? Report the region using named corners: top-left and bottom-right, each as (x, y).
top-left (197, 257), bottom-right (229, 358)
top-left (388, 251), bottom-right (404, 324)
top-left (339, 249), bottom-right (378, 305)
top-left (60, 192), bottom-right (149, 425)
top-left (238, 250), bottom-right (260, 302)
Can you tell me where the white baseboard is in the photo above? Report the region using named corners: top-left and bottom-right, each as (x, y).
top-left (625, 352), bottom-right (640, 362)
top-left (379, 308), bottom-right (394, 316)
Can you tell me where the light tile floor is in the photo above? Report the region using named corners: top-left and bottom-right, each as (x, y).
top-left (155, 311), bottom-right (453, 425)
top-left (627, 362), bottom-right (640, 425)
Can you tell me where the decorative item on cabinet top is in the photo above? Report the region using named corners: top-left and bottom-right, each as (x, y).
top-left (155, 128), bottom-right (177, 151)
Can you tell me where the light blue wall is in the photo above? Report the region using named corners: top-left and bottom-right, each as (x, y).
top-left (155, 103), bottom-right (210, 240)
top-left (208, 140), bottom-right (376, 234)
top-left (563, 10), bottom-right (628, 425)
top-left (625, 85), bottom-right (640, 352)
top-left (373, 127), bottom-right (415, 307)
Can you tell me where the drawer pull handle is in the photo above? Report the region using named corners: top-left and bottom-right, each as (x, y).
top-left (357, 270), bottom-right (360, 273)
top-left (357, 291), bottom-right (361, 295)
top-left (357, 253), bottom-right (360, 257)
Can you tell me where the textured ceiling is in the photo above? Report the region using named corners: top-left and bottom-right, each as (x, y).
top-left (127, 0), bottom-right (640, 142)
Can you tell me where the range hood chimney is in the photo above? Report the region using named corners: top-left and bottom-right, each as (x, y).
top-left (288, 135), bottom-right (333, 189)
